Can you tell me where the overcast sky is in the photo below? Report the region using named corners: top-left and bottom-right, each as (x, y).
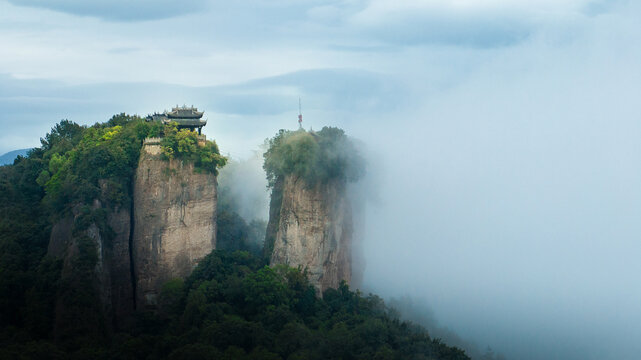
top-left (2, 1), bottom-right (640, 359)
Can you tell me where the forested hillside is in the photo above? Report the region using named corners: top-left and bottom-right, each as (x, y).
top-left (0, 115), bottom-right (469, 359)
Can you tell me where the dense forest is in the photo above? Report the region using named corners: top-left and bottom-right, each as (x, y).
top-left (0, 115), bottom-right (470, 359)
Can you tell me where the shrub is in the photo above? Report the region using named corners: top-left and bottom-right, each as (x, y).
top-left (263, 127), bottom-right (364, 188)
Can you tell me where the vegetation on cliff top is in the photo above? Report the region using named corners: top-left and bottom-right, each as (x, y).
top-left (157, 122), bottom-right (227, 175)
top-left (263, 127), bottom-right (365, 188)
top-left (39, 115), bottom-right (145, 212)
top-left (33, 116), bottom-right (225, 214)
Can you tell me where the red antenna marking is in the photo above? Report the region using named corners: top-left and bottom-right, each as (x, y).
top-left (298, 97), bottom-right (303, 128)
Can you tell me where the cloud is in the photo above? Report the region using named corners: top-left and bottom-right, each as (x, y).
top-left (581, 0), bottom-right (624, 16)
top-left (107, 46), bottom-right (140, 54)
top-left (6, 0), bottom-right (209, 21)
top-left (0, 68), bottom-right (406, 154)
top-left (347, 1), bottom-right (533, 47)
top-left (355, 12), bottom-right (530, 47)
top-left (355, 3), bottom-right (641, 358)
top-left (344, 0), bottom-right (617, 48)
top-left (217, 69), bottom-right (405, 114)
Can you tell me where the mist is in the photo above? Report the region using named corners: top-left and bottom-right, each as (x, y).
top-left (350, 8), bottom-right (641, 360)
top-left (221, 4), bottom-right (641, 358)
top-left (217, 152), bottom-right (270, 223)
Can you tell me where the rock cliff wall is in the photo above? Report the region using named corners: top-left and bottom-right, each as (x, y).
top-left (48, 140), bottom-right (219, 329)
top-left (106, 207), bottom-right (135, 324)
top-left (48, 201), bottom-right (133, 334)
top-left (267, 175), bottom-right (352, 294)
top-left (132, 143), bottom-right (217, 308)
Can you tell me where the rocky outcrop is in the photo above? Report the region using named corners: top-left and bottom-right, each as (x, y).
top-left (83, 206), bottom-right (134, 328)
top-left (267, 175), bottom-right (352, 294)
top-left (48, 202), bottom-right (133, 335)
top-left (48, 141), bottom-right (219, 329)
top-left (132, 143), bottom-right (217, 308)
top-left (106, 207), bottom-right (134, 324)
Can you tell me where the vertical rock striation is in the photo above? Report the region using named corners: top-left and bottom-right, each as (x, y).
top-left (106, 207), bottom-right (134, 324)
top-left (267, 175), bottom-right (352, 294)
top-left (132, 142), bottom-right (217, 308)
top-left (48, 202), bottom-right (133, 335)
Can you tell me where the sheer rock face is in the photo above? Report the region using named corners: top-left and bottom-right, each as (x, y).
top-left (106, 208), bottom-right (134, 324)
top-left (83, 209), bottom-right (133, 328)
top-left (132, 144), bottom-right (217, 308)
top-left (48, 203), bottom-right (133, 333)
top-left (268, 175), bottom-right (352, 294)
top-left (47, 142), bottom-right (218, 329)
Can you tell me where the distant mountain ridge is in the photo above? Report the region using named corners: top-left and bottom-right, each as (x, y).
top-left (0, 148), bottom-right (31, 165)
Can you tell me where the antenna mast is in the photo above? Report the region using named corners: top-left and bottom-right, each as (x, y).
top-left (298, 97), bottom-right (303, 129)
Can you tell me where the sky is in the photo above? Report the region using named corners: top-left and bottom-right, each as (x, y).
top-left (1, 0), bottom-right (640, 359)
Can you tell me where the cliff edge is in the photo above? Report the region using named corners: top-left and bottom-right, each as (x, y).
top-left (132, 141), bottom-right (218, 308)
top-left (268, 175), bottom-right (352, 294)
top-left (262, 127), bottom-right (364, 294)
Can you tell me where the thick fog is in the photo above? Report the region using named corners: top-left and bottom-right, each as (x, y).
top-left (352, 22), bottom-right (641, 360)
top-left (1, 0), bottom-right (640, 359)
top-left (215, 8), bottom-right (641, 358)
top-left (217, 152), bottom-right (270, 223)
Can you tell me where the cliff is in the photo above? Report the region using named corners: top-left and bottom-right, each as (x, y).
top-left (48, 200), bottom-right (133, 335)
top-left (132, 142), bottom-right (218, 308)
top-left (47, 135), bottom-right (220, 331)
top-left (267, 174), bottom-right (353, 294)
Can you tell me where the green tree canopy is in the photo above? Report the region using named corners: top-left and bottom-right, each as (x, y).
top-left (263, 127), bottom-right (365, 188)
